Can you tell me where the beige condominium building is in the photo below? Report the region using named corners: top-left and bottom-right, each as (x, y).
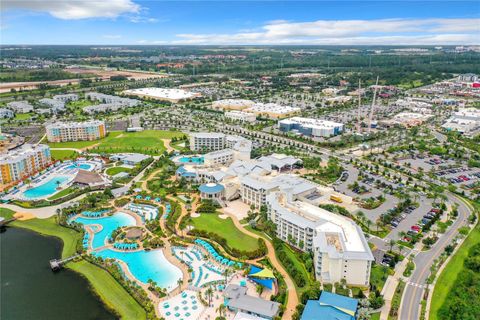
top-left (46, 120), bottom-right (106, 143)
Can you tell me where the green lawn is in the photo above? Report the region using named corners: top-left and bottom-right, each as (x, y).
top-left (51, 149), bottom-right (79, 160)
top-left (429, 222), bottom-right (480, 320)
top-left (191, 213), bottom-right (260, 252)
top-left (371, 312), bottom-right (381, 320)
top-left (69, 260), bottom-right (146, 320)
top-left (2, 212), bottom-right (146, 319)
top-left (0, 208), bottom-right (15, 219)
top-left (370, 264), bottom-right (394, 292)
top-left (47, 130), bottom-right (184, 155)
top-left (106, 166), bottom-right (131, 176)
top-left (14, 113), bottom-right (33, 120)
top-left (48, 186), bottom-right (75, 200)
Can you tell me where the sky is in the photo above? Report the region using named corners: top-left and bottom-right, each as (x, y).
top-left (1, 1), bottom-right (479, 45)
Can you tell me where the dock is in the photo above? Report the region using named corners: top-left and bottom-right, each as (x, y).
top-left (49, 254), bottom-right (80, 271)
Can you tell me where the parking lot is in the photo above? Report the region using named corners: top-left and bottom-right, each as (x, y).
top-left (386, 196), bottom-right (435, 240)
top-left (435, 167), bottom-right (480, 186)
top-left (397, 155), bottom-right (457, 173)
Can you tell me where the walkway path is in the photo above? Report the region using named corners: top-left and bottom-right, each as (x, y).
top-left (220, 209), bottom-right (299, 320)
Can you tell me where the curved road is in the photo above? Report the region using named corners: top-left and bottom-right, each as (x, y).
top-left (398, 193), bottom-right (473, 320)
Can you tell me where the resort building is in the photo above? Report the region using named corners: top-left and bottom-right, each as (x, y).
top-left (84, 92), bottom-right (140, 114)
top-left (109, 153), bottom-right (151, 166)
top-left (442, 107), bottom-right (480, 136)
top-left (46, 120), bottom-right (106, 142)
top-left (266, 190), bottom-right (373, 286)
top-left (0, 108), bottom-right (14, 118)
top-left (301, 291), bottom-right (358, 320)
top-left (279, 117), bottom-right (344, 138)
top-left (53, 93), bottom-right (79, 103)
top-left (224, 284), bottom-right (280, 319)
top-left (0, 144), bottom-right (51, 186)
top-left (6, 101), bottom-right (34, 113)
top-left (123, 88), bottom-right (201, 103)
top-left (190, 132), bottom-right (226, 152)
top-left (225, 110), bottom-right (257, 123)
top-left (39, 98), bottom-right (66, 113)
top-left (199, 183), bottom-right (225, 201)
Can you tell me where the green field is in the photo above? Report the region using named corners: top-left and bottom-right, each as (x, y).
top-left (50, 149), bottom-right (79, 160)
top-left (191, 213), bottom-right (260, 252)
top-left (48, 186), bottom-right (75, 200)
top-left (14, 113), bottom-right (33, 120)
top-left (47, 130), bottom-right (184, 155)
top-left (106, 166), bottom-right (132, 176)
top-left (429, 222), bottom-right (480, 320)
top-left (280, 243), bottom-right (313, 294)
top-left (69, 260), bottom-right (146, 320)
top-left (0, 209), bottom-right (146, 319)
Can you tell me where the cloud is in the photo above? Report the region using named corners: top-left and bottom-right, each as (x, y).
top-left (171, 18), bottom-right (480, 45)
top-left (2, 0), bottom-right (140, 19)
top-left (103, 34), bottom-right (122, 39)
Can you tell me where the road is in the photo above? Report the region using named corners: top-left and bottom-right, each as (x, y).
top-left (398, 193), bottom-right (472, 320)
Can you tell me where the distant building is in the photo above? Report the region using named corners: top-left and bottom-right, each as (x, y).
top-left (0, 144), bottom-right (51, 186)
top-left (212, 99), bottom-right (300, 119)
top-left (122, 88), bottom-right (201, 103)
top-left (225, 110), bottom-right (257, 123)
top-left (84, 92), bottom-right (140, 114)
top-left (279, 117), bottom-right (344, 137)
top-left (46, 120), bottom-right (106, 142)
top-left (53, 93), bottom-right (79, 103)
top-left (0, 108), bottom-right (14, 118)
top-left (458, 73), bottom-right (478, 82)
top-left (301, 291), bottom-right (358, 320)
top-left (442, 107), bottom-right (480, 136)
top-left (6, 101), bottom-right (34, 113)
top-left (39, 98), bottom-right (65, 113)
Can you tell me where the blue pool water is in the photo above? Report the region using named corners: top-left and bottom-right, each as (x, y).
top-left (72, 212), bottom-right (181, 288)
top-left (179, 156), bottom-right (204, 164)
top-left (67, 163), bottom-right (93, 170)
top-left (23, 176), bottom-right (70, 199)
top-left (94, 249), bottom-right (182, 287)
top-left (73, 212), bottom-right (136, 249)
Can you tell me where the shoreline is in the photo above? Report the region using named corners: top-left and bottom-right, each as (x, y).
top-left (1, 209), bottom-right (147, 320)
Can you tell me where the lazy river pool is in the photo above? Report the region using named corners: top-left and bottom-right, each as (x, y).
top-left (72, 212), bottom-right (182, 289)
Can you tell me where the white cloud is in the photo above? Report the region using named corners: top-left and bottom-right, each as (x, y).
top-left (103, 34), bottom-right (122, 39)
top-left (171, 18), bottom-right (480, 45)
top-left (2, 0), bottom-right (140, 19)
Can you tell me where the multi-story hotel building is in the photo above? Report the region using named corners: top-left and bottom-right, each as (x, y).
top-left (0, 144), bottom-right (51, 186)
top-left (189, 132), bottom-right (226, 152)
top-left (266, 191), bottom-right (373, 286)
top-left (46, 120), bottom-right (106, 143)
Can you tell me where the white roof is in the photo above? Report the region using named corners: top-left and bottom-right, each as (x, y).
top-left (124, 88), bottom-right (199, 100)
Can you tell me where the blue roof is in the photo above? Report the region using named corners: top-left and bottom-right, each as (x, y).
top-left (301, 292), bottom-right (358, 320)
top-left (199, 183), bottom-right (224, 194)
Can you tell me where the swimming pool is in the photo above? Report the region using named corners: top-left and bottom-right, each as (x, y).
top-left (73, 212), bottom-right (136, 249)
top-left (67, 163), bottom-right (93, 171)
top-left (94, 249), bottom-right (182, 288)
top-left (22, 176), bottom-right (70, 199)
top-left (178, 156), bottom-right (204, 164)
top-left (73, 212), bottom-right (182, 289)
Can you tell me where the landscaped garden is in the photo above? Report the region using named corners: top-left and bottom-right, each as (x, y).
top-left (190, 212), bottom-right (260, 252)
top-left (47, 130), bottom-right (185, 155)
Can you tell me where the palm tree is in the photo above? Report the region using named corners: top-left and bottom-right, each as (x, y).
top-left (389, 239), bottom-right (396, 253)
top-left (216, 304), bottom-right (226, 318)
top-left (205, 287), bottom-right (214, 306)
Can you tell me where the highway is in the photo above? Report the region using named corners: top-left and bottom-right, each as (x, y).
top-left (398, 193), bottom-right (473, 320)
